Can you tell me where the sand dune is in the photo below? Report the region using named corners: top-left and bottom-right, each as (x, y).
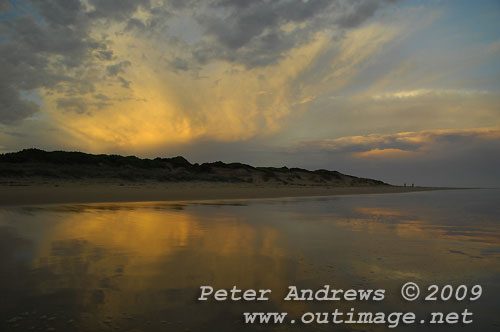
top-left (0, 149), bottom-right (446, 206)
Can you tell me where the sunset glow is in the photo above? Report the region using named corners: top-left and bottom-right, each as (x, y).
top-left (1, 0), bottom-right (499, 186)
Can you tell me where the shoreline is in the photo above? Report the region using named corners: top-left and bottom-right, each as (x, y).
top-left (0, 181), bottom-right (458, 207)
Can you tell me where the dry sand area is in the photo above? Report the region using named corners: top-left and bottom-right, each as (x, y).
top-left (0, 181), bottom-right (444, 206)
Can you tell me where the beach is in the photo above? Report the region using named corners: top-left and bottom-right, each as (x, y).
top-left (1, 188), bottom-right (498, 331)
top-left (0, 181), bottom-right (444, 206)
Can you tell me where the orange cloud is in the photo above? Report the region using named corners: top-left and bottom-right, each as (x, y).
top-left (297, 127), bottom-right (500, 159)
top-left (39, 28), bottom-right (332, 153)
top-left (351, 148), bottom-right (417, 159)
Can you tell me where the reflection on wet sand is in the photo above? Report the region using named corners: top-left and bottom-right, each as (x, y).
top-left (353, 207), bottom-right (500, 245)
top-left (0, 190), bottom-right (499, 331)
top-left (0, 204), bottom-right (295, 331)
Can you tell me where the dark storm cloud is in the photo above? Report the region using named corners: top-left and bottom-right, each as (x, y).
top-left (95, 50), bottom-right (114, 61)
top-left (0, 0), bottom-right (395, 125)
top-left (191, 0), bottom-right (397, 68)
top-left (57, 96), bottom-right (112, 113)
top-left (93, 93), bottom-right (110, 101)
top-left (87, 0), bottom-right (151, 20)
top-left (106, 61), bottom-right (132, 76)
top-left (56, 97), bottom-right (88, 114)
top-left (29, 0), bottom-right (83, 26)
top-left (194, 0), bottom-right (330, 67)
top-left (0, 1), bottom-right (94, 124)
top-left (0, 0), bottom-right (12, 14)
top-left (0, 81), bottom-right (39, 124)
top-left (1, 15), bottom-right (99, 68)
top-left (168, 57), bottom-right (190, 72)
top-left (0, 0), bottom-right (145, 124)
top-left (125, 18), bottom-right (147, 31)
top-left (118, 77), bottom-right (132, 89)
top-left (335, 0), bottom-right (386, 28)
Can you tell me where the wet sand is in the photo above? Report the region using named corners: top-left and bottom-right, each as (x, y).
top-left (0, 181), bottom-right (447, 206)
top-left (0, 189), bottom-right (497, 331)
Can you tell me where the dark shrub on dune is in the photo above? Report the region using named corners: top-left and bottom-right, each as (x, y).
top-left (0, 149), bottom-right (390, 186)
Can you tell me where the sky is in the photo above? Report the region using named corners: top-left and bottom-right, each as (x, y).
top-left (0, 0), bottom-right (499, 187)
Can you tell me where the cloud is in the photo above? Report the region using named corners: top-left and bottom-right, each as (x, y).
top-left (0, 82), bottom-right (40, 124)
top-left (282, 86), bottom-right (500, 143)
top-left (87, 0), bottom-right (151, 20)
top-left (371, 89), bottom-right (490, 100)
top-left (199, 0), bottom-right (331, 50)
top-left (335, 0), bottom-right (389, 28)
top-left (2, 0), bottom-right (498, 190)
top-left (0, 0), bottom-right (396, 127)
top-left (29, 0), bottom-right (83, 26)
top-left (0, 1), bottom-right (102, 124)
top-left (192, 0), bottom-right (398, 68)
top-left (95, 50), bottom-right (114, 61)
top-left (118, 76), bottom-right (131, 89)
top-left (273, 127), bottom-right (500, 186)
top-left (351, 148), bottom-right (417, 159)
top-left (0, 0), bottom-right (158, 126)
top-left (125, 17), bottom-right (147, 31)
top-left (93, 93), bottom-right (110, 101)
top-left (168, 57), bottom-right (190, 72)
top-left (296, 127), bottom-right (500, 158)
top-left (56, 97), bottom-right (88, 114)
top-left (0, 1), bottom-right (12, 14)
top-left (4, 0), bottom-right (401, 152)
top-left (106, 61), bottom-right (132, 76)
